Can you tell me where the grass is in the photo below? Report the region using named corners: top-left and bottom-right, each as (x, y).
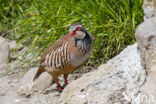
top-left (0, 0), bottom-right (143, 69)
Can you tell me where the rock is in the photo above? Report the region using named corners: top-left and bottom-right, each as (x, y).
top-left (8, 40), bottom-right (16, 51)
top-left (135, 17), bottom-right (156, 104)
top-left (60, 44), bottom-right (146, 104)
top-left (18, 67), bottom-right (52, 94)
top-left (7, 40), bottom-right (23, 51)
top-left (0, 37), bottom-right (9, 74)
top-left (140, 74), bottom-right (156, 104)
top-left (60, 1), bottom-right (156, 103)
top-left (143, 0), bottom-right (156, 20)
top-left (135, 17), bottom-right (156, 73)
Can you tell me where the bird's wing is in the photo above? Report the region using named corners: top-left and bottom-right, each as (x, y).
top-left (40, 34), bottom-right (71, 69)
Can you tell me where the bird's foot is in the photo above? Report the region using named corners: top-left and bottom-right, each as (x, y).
top-left (62, 83), bottom-right (68, 89)
top-left (56, 86), bottom-right (64, 92)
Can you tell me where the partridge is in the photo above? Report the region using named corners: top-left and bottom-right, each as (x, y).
top-left (33, 24), bottom-right (92, 91)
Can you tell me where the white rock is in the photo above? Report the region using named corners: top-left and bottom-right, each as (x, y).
top-left (135, 17), bottom-right (156, 104)
top-left (8, 40), bottom-right (23, 51)
top-left (143, 0), bottom-right (156, 20)
top-left (0, 37), bottom-right (9, 73)
top-left (18, 67), bottom-right (52, 94)
top-left (60, 44), bottom-right (146, 104)
top-left (8, 40), bottom-right (16, 51)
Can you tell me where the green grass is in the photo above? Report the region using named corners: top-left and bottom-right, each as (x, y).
top-left (0, 0), bottom-right (143, 68)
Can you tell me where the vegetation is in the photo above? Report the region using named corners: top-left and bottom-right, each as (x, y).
top-left (0, 0), bottom-right (143, 68)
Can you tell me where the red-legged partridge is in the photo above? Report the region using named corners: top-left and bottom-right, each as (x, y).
top-left (33, 24), bottom-right (92, 91)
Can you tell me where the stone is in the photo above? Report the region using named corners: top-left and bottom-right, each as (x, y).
top-left (8, 40), bottom-right (16, 51)
top-left (60, 2), bottom-right (156, 104)
top-left (60, 44), bottom-right (146, 104)
top-left (0, 37), bottom-right (9, 74)
top-left (135, 17), bottom-right (156, 73)
top-left (143, 0), bottom-right (156, 20)
top-left (135, 17), bottom-right (156, 104)
top-left (8, 40), bottom-right (23, 51)
top-left (18, 67), bottom-right (53, 94)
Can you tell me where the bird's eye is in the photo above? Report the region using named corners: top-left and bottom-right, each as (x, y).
top-left (75, 27), bottom-right (80, 31)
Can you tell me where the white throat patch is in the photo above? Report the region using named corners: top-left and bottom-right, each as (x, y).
top-left (74, 31), bottom-right (86, 39)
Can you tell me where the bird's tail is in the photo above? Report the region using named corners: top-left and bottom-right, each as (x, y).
top-left (33, 66), bottom-right (45, 81)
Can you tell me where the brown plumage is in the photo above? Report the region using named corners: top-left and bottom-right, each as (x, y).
top-left (33, 24), bottom-right (92, 91)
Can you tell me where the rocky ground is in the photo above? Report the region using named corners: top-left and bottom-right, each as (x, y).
top-left (0, 0), bottom-right (156, 104)
top-left (0, 72), bottom-right (66, 104)
top-left (0, 63), bottom-right (91, 104)
top-left (0, 37), bottom-right (94, 104)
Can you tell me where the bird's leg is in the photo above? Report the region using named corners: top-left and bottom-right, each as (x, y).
top-left (53, 78), bottom-right (63, 92)
top-left (63, 74), bottom-right (68, 88)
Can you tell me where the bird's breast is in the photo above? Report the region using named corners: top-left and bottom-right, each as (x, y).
top-left (69, 52), bottom-right (90, 67)
top-left (69, 34), bottom-right (92, 67)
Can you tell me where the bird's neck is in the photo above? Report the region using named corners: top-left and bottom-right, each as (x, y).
top-left (74, 32), bottom-right (92, 54)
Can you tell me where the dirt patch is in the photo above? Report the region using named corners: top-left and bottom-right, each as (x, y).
top-left (0, 67), bottom-right (92, 104)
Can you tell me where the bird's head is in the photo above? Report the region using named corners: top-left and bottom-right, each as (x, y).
top-left (69, 24), bottom-right (86, 39)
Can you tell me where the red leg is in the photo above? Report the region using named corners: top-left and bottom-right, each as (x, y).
top-left (63, 74), bottom-right (68, 88)
top-left (53, 78), bottom-right (63, 92)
